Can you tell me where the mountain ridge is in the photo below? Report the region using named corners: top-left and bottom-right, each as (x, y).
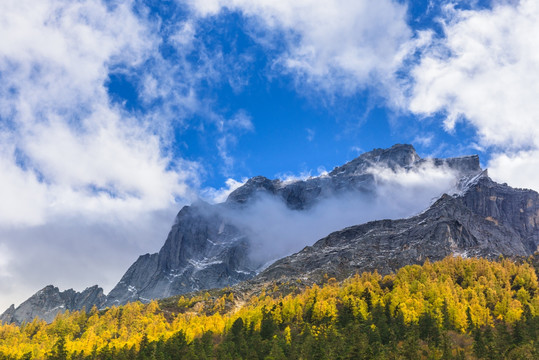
top-left (102, 144), bottom-right (483, 307)
top-left (5, 144), bottom-right (536, 325)
top-left (252, 173), bottom-right (539, 285)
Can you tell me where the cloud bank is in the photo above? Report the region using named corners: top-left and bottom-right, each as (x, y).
top-left (0, 0), bottom-right (194, 225)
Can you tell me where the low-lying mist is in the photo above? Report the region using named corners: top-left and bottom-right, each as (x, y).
top-left (223, 162), bottom-right (461, 267)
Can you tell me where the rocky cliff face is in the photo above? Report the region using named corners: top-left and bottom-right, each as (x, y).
top-left (105, 202), bottom-right (257, 306)
top-left (458, 175), bottom-right (539, 254)
top-left (255, 172), bottom-right (539, 283)
top-left (0, 285), bottom-right (106, 324)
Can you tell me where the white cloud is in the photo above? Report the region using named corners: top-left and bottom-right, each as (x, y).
top-left (170, 21), bottom-right (197, 48)
top-left (0, 0), bottom-right (198, 310)
top-left (488, 150), bottom-right (539, 192)
top-left (0, 0), bottom-right (199, 227)
top-left (201, 178), bottom-right (247, 203)
top-left (407, 0), bottom-right (539, 192)
top-left (187, 0), bottom-right (412, 93)
top-left (22, 110), bottom-right (188, 215)
top-left (409, 0), bottom-right (539, 150)
top-left (0, 0), bottom-right (152, 122)
top-left (0, 0), bottom-right (190, 225)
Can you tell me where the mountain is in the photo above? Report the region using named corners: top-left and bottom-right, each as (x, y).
top-left (5, 144), bottom-right (538, 324)
top-left (225, 144), bottom-right (480, 209)
top-left (0, 285), bottom-right (106, 324)
top-left (105, 201), bottom-right (257, 306)
top-left (254, 172), bottom-right (539, 284)
top-left (104, 144), bottom-right (481, 306)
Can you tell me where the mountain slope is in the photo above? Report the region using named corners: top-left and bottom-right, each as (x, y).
top-left (255, 172), bottom-right (539, 283)
top-left (105, 202), bottom-right (257, 306)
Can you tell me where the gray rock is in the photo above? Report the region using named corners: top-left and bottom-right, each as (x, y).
top-left (227, 144), bottom-right (481, 210)
top-left (107, 144), bottom-right (482, 305)
top-left (0, 285), bottom-right (106, 324)
top-left (105, 201), bottom-right (258, 306)
top-left (458, 175), bottom-right (539, 254)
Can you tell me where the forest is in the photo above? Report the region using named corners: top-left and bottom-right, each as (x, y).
top-left (1, 256), bottom-right (538, 359)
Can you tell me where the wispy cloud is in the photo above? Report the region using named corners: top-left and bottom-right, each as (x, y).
top-left (412, 134), bottom-right (434, 148)
top-left (306, 128), bottom-right (315, 142)
top-left (215, 110), bottom-right (254, 175)
top-left (187, 0), bottom-right (412, 95)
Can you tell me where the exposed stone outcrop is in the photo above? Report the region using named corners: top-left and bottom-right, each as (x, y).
top-left (1, 285), bottom-right (106, 324)
top-left (105, 202), bottom-right (257, 306)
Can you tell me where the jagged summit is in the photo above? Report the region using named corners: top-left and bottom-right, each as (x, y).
top-left (0, 285), bottom-right (106, 324)
top-left (104, 201), bottom-right (257, 307)
top-left (227, 144), bottom-right (482, 210)
top-left (227, 144), bottom-right (425, 206)
top-left (329, 143), bottom-right (420, 175)
top-left (99, 144), bottom-right (486, 307)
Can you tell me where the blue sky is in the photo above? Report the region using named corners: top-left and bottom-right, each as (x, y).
top-left (1, 0), bottom-right (539, 309)
top-left (105, 0), bottom-right (520, 193)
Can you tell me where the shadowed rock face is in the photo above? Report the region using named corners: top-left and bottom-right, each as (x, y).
top-left (459, 176), bottom-right (539, 254)
top-left (0, 285), bottom-right (106, 324)
top-left (255, 174), bottom-right (539, 283)
top-left (105, 202), bottom-right (257, 306)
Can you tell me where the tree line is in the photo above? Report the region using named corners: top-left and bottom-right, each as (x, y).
top-left (1, 256), bottom-right (538, 359)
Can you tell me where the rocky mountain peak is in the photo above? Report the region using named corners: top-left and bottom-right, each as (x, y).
top-left (228, 144), bottom-right (481, 210)
top-left (100, 144), bottom-right (489, 307)
top-left (329, 144), bottom-right (420, 175)
top-left (227, 176), bottom-right (277, 204)
top-left (1, 285), bottom-right (106, 324)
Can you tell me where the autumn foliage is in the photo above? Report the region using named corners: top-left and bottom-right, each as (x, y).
top-left (1, 256), bottom-right (538, 359)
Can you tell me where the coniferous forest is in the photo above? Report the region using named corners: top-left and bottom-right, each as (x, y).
top-left (1, 256), bottom-right (539, 359)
